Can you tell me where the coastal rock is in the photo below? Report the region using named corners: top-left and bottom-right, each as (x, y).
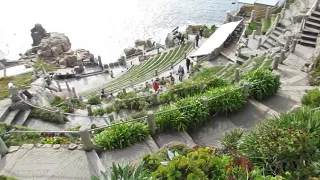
top-left (37, 32), bottom-right (71, 57)
top-left (165, 33), bottom-right (176, 48)
top-left (135, 39), bottom-right (155, 49)
top-left (75, 49), bottom-right (94, 61)
top-left (124, 47), bottom-right (142, 58)
top-left (31, 24), bottom-right (48, 46)
top-left (28, 78), bottom-right (56, 107)
top-left (64, 54), bottom-right (77, 67)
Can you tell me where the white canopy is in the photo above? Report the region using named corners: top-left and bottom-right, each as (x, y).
top-left (238, 0), bottom-right (279, 6)
top-left (190, 20), bottom-right (242, 58)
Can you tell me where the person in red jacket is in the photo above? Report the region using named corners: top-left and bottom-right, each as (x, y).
top-left (153, 79), bottom-right (159, 92)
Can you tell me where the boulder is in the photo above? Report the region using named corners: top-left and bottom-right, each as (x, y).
top-left (37, 32), bottom-right (71, 57)
top-left (74, 49), bottom-right (94, 61)
top-left (165, 33), bottom-right (176, 48)
top-left (28, 78), bottom-right (56, 107)
top-left (64, 54), bottom-right (77, 67)
top-left (135, 39), bottom-right (155, 49)
top-left (124, 47), bottom-right (142, 57)
top-left (58, 58), bottom-right (67, 66)
top-left (31, 24), bottom-right (48, 46)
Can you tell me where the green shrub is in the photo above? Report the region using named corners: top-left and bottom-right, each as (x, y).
top-left (93, 122), bottom-right (149, 150)
top-left (240, 107), bottom-right (320, 179)
top-left (203, 86), bottom-right (246, 114)
top-left (0, 175), bottom-right (18, 180)
top-left (220, 128), bottom-right (244, 151)
top-left (105, 105), bottom-right (115, 114)
top-left (130, 110), bottom-right (147, 119)
top-left (29, 108), bottom-right (67, 123)
top-left (92, 107), bottom-right (106, 116)
top-left (244, 69), bottom-right (281, 101)
top-left (158, 92), bottom-right (173, 104)
top-left (116, 92), bottom-right (136, 99)
top-left (301, 88), bottom-right (320, 108)
top-left (120, 96), bottom-right (153, 111)
top-left (87, 96), bottom-right (101, 105)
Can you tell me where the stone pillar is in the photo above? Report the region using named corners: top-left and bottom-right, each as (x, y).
top-left (257, 38), bottom-right (262, 49)
top-left (0, 137), bottom-right (8, 157)
top-left (98, 55), bottom-right (103, 68)
top-left (266, 7), bottom-right (271, 18)
top-left (122, 88), bottom-right (126, 93)
top-left (87, 105), bottom-right (93, 116)
top-left (157, 48), bottom-right (160, 54)
top-left (155, 69), bottom-right (158, 76)
top-left (55, 108), bottom-right (64, 123)
top-left (72, 87), bottom-right (77, 98)
top-left (3, 68), bottom-right (6, 77)
top-left (56, 81), bottom-right (62, 92)
top-left (290, 39), bottom-right (298, 53)
top-left (243, 24), bottom-right (249, 38)
top-left (243, 82), bottom-right (250, 98)
top-left (147, 111), bottom-right (156, 135)
top-left (65, 80), bottom-right (71, 92)
top-left (236, 47), bottom-right (242, 56)
top-left (272, 56), bottom-right (280, 70)
top-left (251, 10), bottom-right (256, 21)
top-left (280, 49), bottom-right (286, 64)
top-left (32, 68), bottom-right (37, 79)
top-left (8, 84), bottom-right (20, 102)
top-left (234, 68), bottom-right (240, 83)
top-left (109, 114), bottom-right (115, 122)
top-left (66, 97), bottom-right (74, 112)
top-left (46, 75), bottom-right (52, 85)
top-left (285, 35), bottom-right (292, 50)
top-left (281, 8), bottom-right (286, 18)
top-left (152, 93), bottom-right (159, 106)
top-left (252, 30), bottom-right (256, 39)
top-left (276, 13), bottom-right (281, 25)
top-left (79, 126), bottom-right (94, 151)
top-left (244, 38), bottom-right (249, 47)
top-left (202, 97), bottom-right (209, 106)
top-left (41, 65), bottom-right (46, 75)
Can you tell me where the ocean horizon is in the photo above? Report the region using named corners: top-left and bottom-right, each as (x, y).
top-left (0, 0), bottom-right (236, 64)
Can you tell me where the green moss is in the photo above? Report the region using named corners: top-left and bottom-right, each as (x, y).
top-left (29, 108), bottom-right (68, 123)
top-left (248, 22), bottom-right (257, 35)
top-left (261, 18), bottom-right (271, 33)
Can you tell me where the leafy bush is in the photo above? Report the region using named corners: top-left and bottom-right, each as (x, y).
top-left (244, 69), bottom-right (281, 101)
top-left (220, 128), bottom-right (244, 151)
top-left (301, 88), bottom-right (320, 108)
top-left (120, 96), bottom-right (153, 111)
top-left (116, 92), bottom-right (136, 99)
top-left (0, 175), bottom-right (18, 180)
top-left (130, 110), bottom-right (147, 119)
top-left (240, 107), bottom-right (320, 179)
top-left (156, 95), bottom-right (209, 132)
top-left (29, 108), bottom-right (67, 123)
top-left (93, 122), bottom-right (149, 150)
top-left (91, 162), bottom-right (146, 180)
top-left (92, 107), bottom-right (106, 116)
top-left (87, 96), bottom-right (101, 105)
top-left (203, 86), bottom-right (246, 114)
top-left (158, 92), bottom-right (173, 104)
top-left (105, 105), bottom-right (115, 114)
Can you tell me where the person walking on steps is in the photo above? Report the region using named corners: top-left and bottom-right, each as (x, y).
top-left (167, 72), bottom-right (175, 85)
top-left (195, 33), bottom-right (200, 47)
top-left (180, 34), bottom-right (185, 45)
top-left (199, 27), bottom-right (203, 38)
top-left (178, 65), bottom-right (185, 82)
top-left (186, 58), bottom-right (191, 73)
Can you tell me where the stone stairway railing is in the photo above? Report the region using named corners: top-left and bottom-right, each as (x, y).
top-left (300, 0), bottom-right (320, 32)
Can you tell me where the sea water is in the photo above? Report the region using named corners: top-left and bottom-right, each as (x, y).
top-left (0, 0), bottom-right (236, 63)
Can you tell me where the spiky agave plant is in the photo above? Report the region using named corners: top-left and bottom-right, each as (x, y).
top-left (91, 162), bottom-right (149, 180)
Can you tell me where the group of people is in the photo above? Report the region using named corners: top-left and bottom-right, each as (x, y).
top-left (175, 32), bottom-right (186, 45)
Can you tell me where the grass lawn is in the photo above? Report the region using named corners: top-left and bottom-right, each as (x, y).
top-left (33, 60), bottom-right (56, 72)
top-left (0, 73), bottom-right (33, 100)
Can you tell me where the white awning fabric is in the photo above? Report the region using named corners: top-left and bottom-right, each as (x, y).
top-left (190, 20), bottom-right (242, 58)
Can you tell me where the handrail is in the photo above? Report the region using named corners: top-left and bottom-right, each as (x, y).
top-left (300, 0), bottom-right (318, 32)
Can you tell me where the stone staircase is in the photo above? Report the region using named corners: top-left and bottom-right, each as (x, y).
top-left (300, 7), bottom-right (320, 47)
top-left (0, 107), bottom-right (31, 127)
top-left (260, 24), bottom-right (286, 50)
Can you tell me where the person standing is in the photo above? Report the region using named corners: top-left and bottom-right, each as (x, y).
top-left (178, 65), bottom-right (185, 82)
top-left (153, 79), bottom-right (159, 92)
top-left (195, 33), bottom-right (200, 47)
top-left (181, 34), bottom-right (185, 45)
top-left (186, 58), bottom-right (191, 73)
top-left (199, 27), bottom-right (204, 38)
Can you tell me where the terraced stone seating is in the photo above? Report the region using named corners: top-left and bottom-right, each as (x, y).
top-left (82, 42), bottom-right (193, 98)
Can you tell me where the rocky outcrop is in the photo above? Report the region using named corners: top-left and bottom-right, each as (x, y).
top-left (124, 47), bottom-right (142, 58)
top-left (37, 32), bottom-right (71, 57)
top-left (165, 33), bottom-right (176, 48)
top-left (74, 49), bottom-right (94, 61)
top-left (28, 78), bottom-right (58, 107)
top-left (31, 24), bottom-right (48, 46)
top-left (134, 39), bottom-right (155, 49)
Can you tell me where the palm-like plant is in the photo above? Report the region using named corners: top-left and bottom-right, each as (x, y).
top-left (91, 162), bottom-right (148, 180)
